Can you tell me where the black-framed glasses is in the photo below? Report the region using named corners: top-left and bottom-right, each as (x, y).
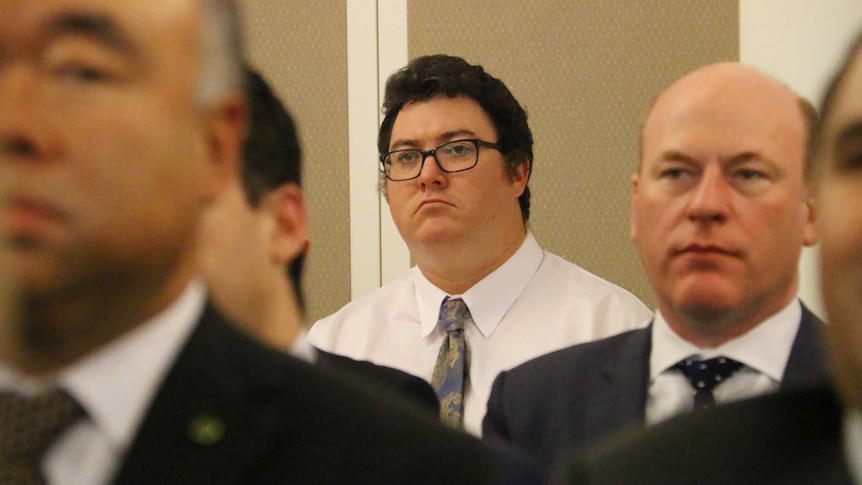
top-left (380, 139), bottom-right (503, 181)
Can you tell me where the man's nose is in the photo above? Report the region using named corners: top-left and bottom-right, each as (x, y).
top-left (416, 152), bottom-right (446, 185)
top-left (687, 164), bottom-right (730, 222)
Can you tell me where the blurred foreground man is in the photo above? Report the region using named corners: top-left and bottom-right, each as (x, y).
top-left (0, 1), bottom-right (540, 483)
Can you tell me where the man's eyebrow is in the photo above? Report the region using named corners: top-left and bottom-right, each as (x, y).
top-left (657, 150), bottom-right (696, 164)
top-left (725, 151), bottom-right (762, 165)
top-left (389, 129), bottom-right (479, 151)
top-left (439, 129), bottom-right (477, 141)
top-left (835, 121), bottom-right (862, 147)
top-left (46, 11), bottom-right (137, 55)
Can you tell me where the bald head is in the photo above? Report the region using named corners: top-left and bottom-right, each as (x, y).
top-left (640, 62), bottom-right (816, 178)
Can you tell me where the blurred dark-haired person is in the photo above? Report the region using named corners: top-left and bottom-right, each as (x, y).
top-left (198, 67), bottom-right (439, 416)
top-left (309, 54), bottom-right (651, 434)
top-left (553, 37), bottom-right (862, 485)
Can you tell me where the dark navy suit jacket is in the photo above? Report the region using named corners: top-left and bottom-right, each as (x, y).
top-left (110, 303), bottom-right (542, 484)
top-left (483, 303), bottom-right (831, 467)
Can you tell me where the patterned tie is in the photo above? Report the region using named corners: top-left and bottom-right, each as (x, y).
top-left (675, 356), bottom-right (744, 410)
top-left (430, 297), bottom-right (470, 429)
top-left (0, 388), bottom-right (84, 485)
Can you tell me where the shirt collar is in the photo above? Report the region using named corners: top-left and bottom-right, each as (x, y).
top-left (59, 280), bottom-right (205, 453)
top-left (650, 299), bottom-right (802, 382)
top-left (415, 232), bottom-right (543, 338)
top-left (289, 329), bottom-right (318, 363)
top-left (843, 408), bottom-right (862, 484)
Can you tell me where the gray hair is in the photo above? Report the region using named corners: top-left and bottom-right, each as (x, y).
top-left (197, 0), bottom-right (244, 106)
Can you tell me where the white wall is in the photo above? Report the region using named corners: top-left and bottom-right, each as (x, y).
top-left (346, 0), bottom-right (409, 300)
top-left (740, 0), bottom-right (862, 319)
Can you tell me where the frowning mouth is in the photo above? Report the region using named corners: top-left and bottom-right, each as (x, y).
top-left (417, 198), bottom-right (454, 210)
top-left (672, 243), bottom-right (740, 258)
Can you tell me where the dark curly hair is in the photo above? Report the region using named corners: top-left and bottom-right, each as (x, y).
top-left (378, 54), bottom-right (533, 223)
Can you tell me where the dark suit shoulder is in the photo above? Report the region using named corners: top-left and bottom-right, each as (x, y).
top-left (315, 349), bottom-right (440, 417)
top-left (494, 326), bottom-right (651, 395)
top-left (782, 303), bottom-right (832, 389)
top-left (555, 385), bottom-right (851, 485)
top-left (484, 327), bottom-right (652, 466)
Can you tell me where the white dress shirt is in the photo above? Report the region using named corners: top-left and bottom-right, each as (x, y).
top-left (288, 330), bottom-right (317, 363)
top-left (309, 232), bottom-right (653, 435)
top-left (646, 299), bottom-right (802, 425)
top-left (844, 409), bottom-right (862, 484)
top-left (0, 280), bottom-right (205, 485)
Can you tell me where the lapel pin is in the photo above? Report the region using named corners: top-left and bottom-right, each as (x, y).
top-left (187, 413), bottom-right (225, 446)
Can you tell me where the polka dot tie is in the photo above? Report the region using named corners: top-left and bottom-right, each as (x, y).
top-left (675, 356), bottom-right (744, 411)
top-left (430, 297), bottom-right (470, 429)
top-left (0, 388), bottom-right (84, 485)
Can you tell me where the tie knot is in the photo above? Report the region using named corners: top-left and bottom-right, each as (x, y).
top-left (438, 298), bottom-right (470, 333)
top-left (675, 356), bottom-right (744, 393)
top-left (0, 388), bottom-right (83, 459)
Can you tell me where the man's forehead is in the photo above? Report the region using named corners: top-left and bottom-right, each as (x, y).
top-left (644, 86), bottom-right (803, 151)
top-left (0, 0), bottom-right (199, 43)
top-left (393, 97), bottom-right (494, 136)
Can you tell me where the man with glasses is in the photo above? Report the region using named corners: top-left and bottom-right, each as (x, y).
top-left (309, 54), bottom-right (652, 436)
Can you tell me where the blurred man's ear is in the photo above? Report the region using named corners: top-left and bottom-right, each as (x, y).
top-left (202, 91), bottom-right (248, 204)
top-left (265, 183), bottom-right (309, 265)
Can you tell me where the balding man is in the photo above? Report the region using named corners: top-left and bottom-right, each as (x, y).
top-left (483, 62), bottom-right (830, 467)
top-left (554, 31), bottom-right (862, 485)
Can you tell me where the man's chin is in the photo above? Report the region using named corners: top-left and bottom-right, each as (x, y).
top-left (672, 284), bottom-right (740, 320)
top-left (4, 254), bottom-right (68, 302)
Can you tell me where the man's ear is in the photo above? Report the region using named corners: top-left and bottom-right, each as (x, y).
top-left (630, 173), bottom-right (640, 241)
top-left (264, 183), bottom-right (309, 265)
top-left (802, 192), bottom-right (819, 247)
top-left (202, 90), bottom-right (248, 203)
top-left (511, 160), bottom-right (531, 197)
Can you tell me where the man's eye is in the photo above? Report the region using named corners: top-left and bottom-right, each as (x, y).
top-left (69, 66), bottom-right (106, 81)
top-left (57, 64), bottom-right (110, 83)
top-left (442, 143), bottom-right (475, 157)
top-left (833, 146), bottom-right (862, 173)
top-left (735, 169), bottom-right (766, 180)
top-left (660, 168), bottom-right (687, 179)
top-left (395, 151), bottom-right (419, 164)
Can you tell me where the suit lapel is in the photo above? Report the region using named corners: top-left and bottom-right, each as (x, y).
top-left (111, 304), bottom-right (288, 485)
top-left (584, 325), bottom-right (652, 442)
top-left (781, 303), bottom-right (832, 390)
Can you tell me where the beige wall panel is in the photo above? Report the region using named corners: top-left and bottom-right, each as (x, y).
top-left (407, 0), bottom-right (738, 308)
top-left (241, 1), bottom-right (350, 322)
